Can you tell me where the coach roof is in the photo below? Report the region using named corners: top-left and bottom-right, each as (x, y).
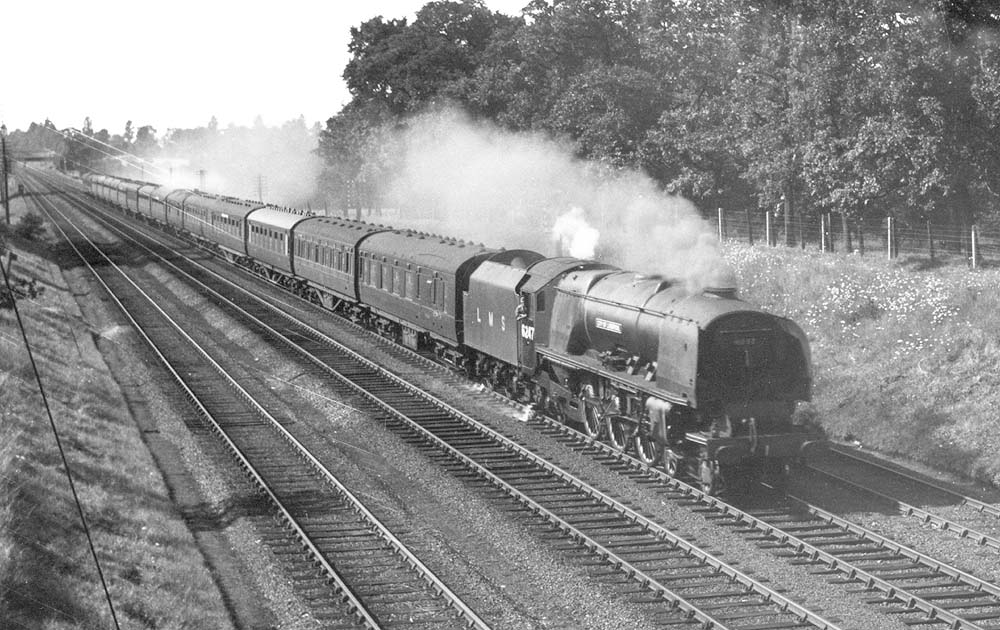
top-left (360, 229), bottom-right (493, 269)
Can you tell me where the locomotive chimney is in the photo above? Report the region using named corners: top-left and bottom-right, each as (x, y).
top-left (703, 265), bottom-right (738, 299)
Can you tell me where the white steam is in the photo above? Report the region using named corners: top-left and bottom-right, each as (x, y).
top-left (552, 207), bottom-right (600, 258)
top-left (372, 106), bottom-right (734, 293)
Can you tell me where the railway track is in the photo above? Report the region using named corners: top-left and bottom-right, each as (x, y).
top-left (801, 445), bottom-right (1000, 550)
top-left (818, 443), bottom-right (1000, 517)
top-left (22, 170), bottom-right (491, 630)
top-left (528, 419), bottom-right (1000, 630)
top-left (39, 168), bottom-right (1000, 629)
top-left (37, 171), bottom-right (847, 629)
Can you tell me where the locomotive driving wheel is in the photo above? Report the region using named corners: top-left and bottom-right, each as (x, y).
top-left (580, 385), bottom-right (602, 438)
top-left (633, 430), bottom-right (662, 465)
top-left (605, 415), bottom-right (634, 451)
top-left (583, 401), bottom-right (603, 438)
top-left (662, 449), bottom-right (681, 478)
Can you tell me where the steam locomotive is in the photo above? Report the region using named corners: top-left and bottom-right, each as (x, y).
top-left (83, 172), bottom-right (821, 494)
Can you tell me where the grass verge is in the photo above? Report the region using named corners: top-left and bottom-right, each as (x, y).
top-left (1, 199), bottom-right (234, 628)
top-left (727, 243), bottom-right (1000, 487)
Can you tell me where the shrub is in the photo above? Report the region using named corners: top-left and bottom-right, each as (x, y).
top-left (13, 213), bottom-right (45, 241)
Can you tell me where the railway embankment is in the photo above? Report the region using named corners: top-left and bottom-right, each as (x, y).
top-left (727, 242), bottom-right (1000, 489)
top-left (0, 195), bottom-right (261, 629)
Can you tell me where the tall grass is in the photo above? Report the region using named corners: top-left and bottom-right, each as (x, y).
top-left (0, 337), bottom-right (25, 625)
top-left (726, 243), bottom-right (1000, 486)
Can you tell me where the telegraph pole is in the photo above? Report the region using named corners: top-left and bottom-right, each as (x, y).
top-left (256, 174), bottom-right (267, 202)
top-left (1, 123), bottom-right (9, 226)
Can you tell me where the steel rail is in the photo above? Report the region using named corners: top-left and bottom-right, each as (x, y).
top-left (826, 444), bottom-right (1000, 519)
top-left (29, 173), bottom-right (493, 630)
top-left (803, 464), bottom-right (1000, 551)
top-left (63, 191), bottom-right (848, 630)
top-left (536, 420), bottom-right (998, 630)
top-left (70, 169), bottom-right (1000, 630)
top-left (27, 182), bottom-right (385, 630)
top-left (262, 318), bottom-right (842, 630)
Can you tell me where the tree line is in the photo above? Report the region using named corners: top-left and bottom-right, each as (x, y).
top-left (318, 0), bottom-right (1000, 230)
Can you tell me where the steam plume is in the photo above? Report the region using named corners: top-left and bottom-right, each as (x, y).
top-left (552, 207), bottom-right (600, 258)
top-left (374, 106), bottom-right (734, 293)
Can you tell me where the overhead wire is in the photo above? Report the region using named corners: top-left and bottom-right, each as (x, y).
top-left (44, 125), bottom-right (168, 179)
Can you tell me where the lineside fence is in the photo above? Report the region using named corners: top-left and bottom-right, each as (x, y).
top-left (714, 208), bottom-right (998, 268)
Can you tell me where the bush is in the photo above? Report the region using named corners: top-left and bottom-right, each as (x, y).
top-left (13, 213), bottom-right (45, 240)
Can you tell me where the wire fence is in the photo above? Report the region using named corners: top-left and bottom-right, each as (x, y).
top-left (714, 208), bottom-right (999, 268)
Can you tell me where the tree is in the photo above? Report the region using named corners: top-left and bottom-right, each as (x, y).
top-left (134, 126), bottom-right (158, 156)
top-left (547, 64), bottom-right (668, 166)
top-left (123, 120), bottom-right (135, 149)
top-left (317, 103), bottom-right (397, 210)
top-left (343, 1), bottom-right (519, 114)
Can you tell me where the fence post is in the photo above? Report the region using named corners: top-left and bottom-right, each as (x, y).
top-left (820, 214), bottom-right (827, 252)
top-left (782, 200), bottom-right (791, 247)
top-left (971, 224), bottom-right (979, 269)
top-left (819, 212), bottom-right (834, 252)
top-left (745, 208), bottom-right (754, 246)
top-left (926, 220), bottom-right (935, 260)
top-left (857, 219), bottom-right (865, 256)
top-left (885, 217), bottom-right (898, 260)
top-left (841, 212), bottom-right (852, 253)
top-left (765, 211), bottom-right (773, 246)
top-left (718, 207), bottom-right (725, 241)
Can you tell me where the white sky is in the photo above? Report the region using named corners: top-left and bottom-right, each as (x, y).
top-left (1, 0), bottom-right (529, 136)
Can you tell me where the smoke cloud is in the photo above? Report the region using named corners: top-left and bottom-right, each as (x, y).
top-left (157, 118), bottom-right (321, 208)
top-left (378, 107), bottom-right (733, 293)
